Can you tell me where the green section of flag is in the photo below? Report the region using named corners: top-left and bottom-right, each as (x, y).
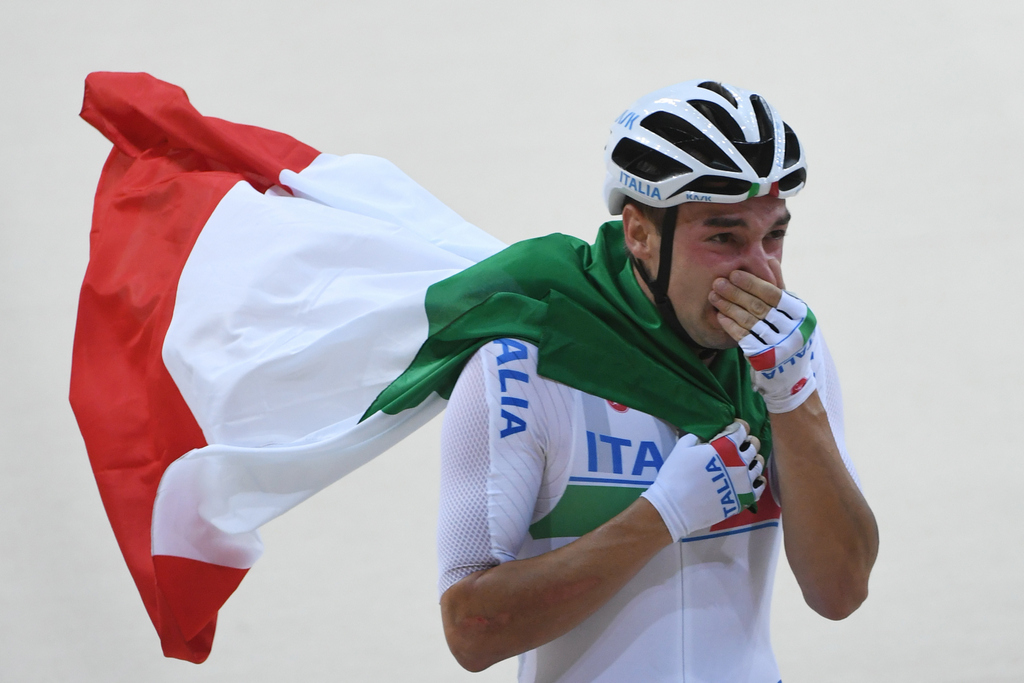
top-left (529, 485), bottom-right (645, 540)
top-left (364, 222), bottom-right (771, 450)
top-left (799, 307), bottom-right (817, 345)
top-left (747, 183), bottom-right (760, 199)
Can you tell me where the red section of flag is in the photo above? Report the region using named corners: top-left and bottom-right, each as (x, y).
top-left (153, 556), bottom-right (249, 642)
top-left (710, 477), bottom-right (781, 532)
top-left (79, 72), bottom-right (318, 194)
top-left (710, 433), bottom-right (744, 468)
top-left (70, 72), bottom-right (319, 663)
top-left (747, 348), bottom-right (776, 371)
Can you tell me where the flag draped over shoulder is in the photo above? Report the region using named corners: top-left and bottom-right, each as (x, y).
top-left (71, 72), bottom-right (768, 664)
top-left (367, 224), bottom-right (770, 444)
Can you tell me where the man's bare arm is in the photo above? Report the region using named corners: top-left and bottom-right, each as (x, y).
top-left (440, 498), bottom-right (671, 672)
top-left (769, 394), bottom-right (878, 618)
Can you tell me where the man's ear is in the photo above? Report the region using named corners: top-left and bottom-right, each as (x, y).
top-left (622, 203), bottom-right (658, 263)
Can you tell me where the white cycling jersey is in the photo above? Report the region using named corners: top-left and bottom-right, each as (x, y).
top-left (438, 335), bottom-right (858, 683)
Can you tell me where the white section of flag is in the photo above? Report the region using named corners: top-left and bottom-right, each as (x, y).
top-left (153, 154), bottom-right (506, 567)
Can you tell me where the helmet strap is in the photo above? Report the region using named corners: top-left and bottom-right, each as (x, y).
top-left (630, 205), bottom-right (716, 360)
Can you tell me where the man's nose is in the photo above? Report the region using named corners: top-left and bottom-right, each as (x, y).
top-left (737, 244), bottom-right (778, 286)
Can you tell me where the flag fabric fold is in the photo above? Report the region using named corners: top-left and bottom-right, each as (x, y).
top-left (72, 72), bottom-right (768, 664)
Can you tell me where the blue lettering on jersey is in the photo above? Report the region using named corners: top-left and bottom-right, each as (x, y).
top-left (587, 431), bottom-right (598, 471)
top-left (631, 441), bottom-right (664, 476)
top-left (498, 369), bottom-right (529, 392)
top-left (492, 338), bottom-right (528, 365)
top-left (500, 410), bottom-right (527, 438)
top-left (599, 434), bottom-right (631, 474)
top-left (587, 432), bottom-right (660, 478)
top-left (494, 344), bottom-right (530, 438)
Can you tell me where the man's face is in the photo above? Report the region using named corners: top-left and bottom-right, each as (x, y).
top-left (623, 196), bottom-right (791, 349)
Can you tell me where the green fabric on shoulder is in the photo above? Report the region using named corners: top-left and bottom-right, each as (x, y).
top-left (364, 221), bottom-right (770, 450)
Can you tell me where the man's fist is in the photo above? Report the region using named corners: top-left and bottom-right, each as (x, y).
top-left (641, 419), bottom-right (766, 542)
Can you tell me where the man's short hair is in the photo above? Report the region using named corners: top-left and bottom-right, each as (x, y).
top-left (624, 199), bottom-right (667, 233)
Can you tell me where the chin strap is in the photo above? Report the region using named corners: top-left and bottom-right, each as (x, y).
top-left (630, 205), bottom-right (716, 361)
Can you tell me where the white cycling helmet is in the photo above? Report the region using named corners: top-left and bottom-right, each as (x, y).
top-left (603, 79), bottom-right (807, 214)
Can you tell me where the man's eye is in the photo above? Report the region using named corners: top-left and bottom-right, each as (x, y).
top-left (709, 233), bottom-right (733, 244)
top-left (767, 230), bottom-right (787, 241)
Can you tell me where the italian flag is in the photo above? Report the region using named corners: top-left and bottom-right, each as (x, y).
top-left (72, 73), bottom-right (770, 663)
top-left (72, 72), bottom-right (505, 662)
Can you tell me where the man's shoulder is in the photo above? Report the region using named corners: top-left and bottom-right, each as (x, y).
top-left (466, 338), bottom-right (582, 418)
top-left (473, 338), bottom-right (540, 367)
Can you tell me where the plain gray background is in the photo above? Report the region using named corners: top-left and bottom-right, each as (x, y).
top-left (2, 1), bottom-right (1022, 680)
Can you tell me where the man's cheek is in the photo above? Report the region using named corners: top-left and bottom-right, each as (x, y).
top-left (704, 300), bottom-right (726, 328)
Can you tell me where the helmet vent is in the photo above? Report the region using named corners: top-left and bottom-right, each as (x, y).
top-left (686, 100), bottom-right (746, 142)
top-left (731, 95), bottom-right (776, 178)
top-left (783, 123), bottom-right (801, 168)
top-left (749, 95), bottom-right (774, 143)
top-left (640, 111), bottom-right (741, 173)
top-left (732, 140), bottom-right (776, 179)
top-left (696, 81), bottom-right (738, 108)
top-left (778, 168), bottom-right (806, 192)
top-left (670, 176), bottom-right (753, 198)
top-left (611, 138), bottom-right (692, 182)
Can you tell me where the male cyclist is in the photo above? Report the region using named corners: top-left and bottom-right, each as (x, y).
top-left (435, 80), bottom-right (878, 683)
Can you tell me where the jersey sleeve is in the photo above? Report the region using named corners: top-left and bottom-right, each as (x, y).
top-left (436, 339), bottom-right (573, 596)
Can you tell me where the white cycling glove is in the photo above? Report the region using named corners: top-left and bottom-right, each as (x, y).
top-left (641, 420), bottom-right (766, 541)
top-left (739, 290), bottom-right (818, 413)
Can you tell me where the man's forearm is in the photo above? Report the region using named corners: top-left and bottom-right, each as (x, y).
top-left (440, 498), bottom-right (671, 672)
top-left (770, 391), bottom-right (878, 619)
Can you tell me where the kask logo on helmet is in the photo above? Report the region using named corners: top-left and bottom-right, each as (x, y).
top-left (615, 110), bottom-right (640, 130)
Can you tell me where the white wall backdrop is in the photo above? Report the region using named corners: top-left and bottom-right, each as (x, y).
top-left (2, 1), bottom-right (1022, 681)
